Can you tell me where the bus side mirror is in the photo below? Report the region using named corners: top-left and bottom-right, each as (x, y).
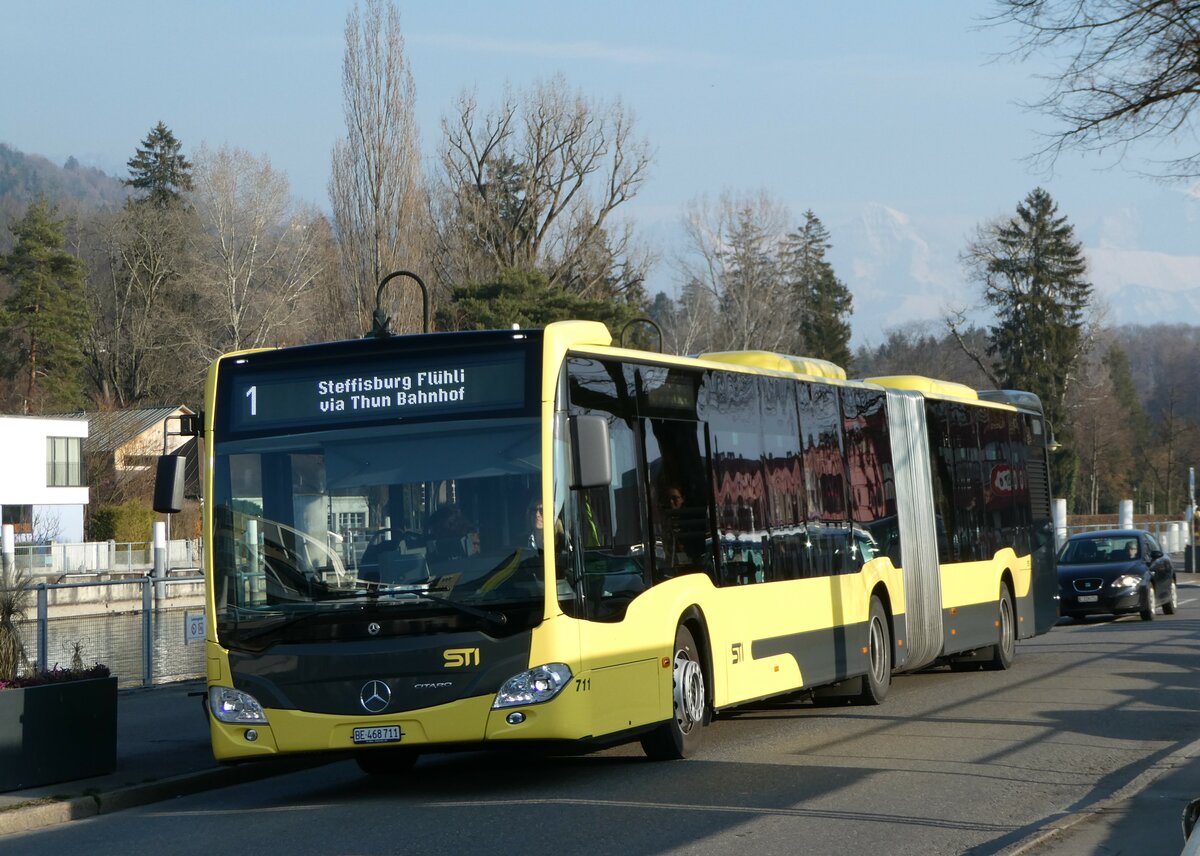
top-left (153, 455), bottom-right (187, 513)
top-left (569, 414), bottom-right (611, 489)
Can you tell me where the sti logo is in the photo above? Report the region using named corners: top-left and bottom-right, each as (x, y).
top-left (443, 647), bottom-right (481, 668)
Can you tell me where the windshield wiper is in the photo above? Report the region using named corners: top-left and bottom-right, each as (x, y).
top-left (370, 587), bottom-right (508, 628)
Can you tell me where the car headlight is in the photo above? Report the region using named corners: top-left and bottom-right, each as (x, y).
top-left (492, 663), bottom-right (573, 709)
top-left (1112, 575), bottom-right (1142, 589)
top-left (209, 686), bottom-right (269, 724)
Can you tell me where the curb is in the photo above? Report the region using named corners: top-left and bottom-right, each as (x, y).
top-left (0, 757), bottom-right (333, 838)
top-left (1004, 733), bottom-right (1200, 854)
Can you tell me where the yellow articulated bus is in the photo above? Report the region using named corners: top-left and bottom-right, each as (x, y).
top-left (155, 320), bottom-right (1058, 772)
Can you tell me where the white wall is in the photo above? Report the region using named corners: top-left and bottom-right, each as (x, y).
top-left (0, 416), bottom-right (89, 541)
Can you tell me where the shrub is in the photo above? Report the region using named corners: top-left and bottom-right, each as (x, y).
top-left (0, 662), bottom-right (110, 690)
top-left (89, 501), bottom-right (158, 542)
top-left (0, 564), bottom-right (33, 682)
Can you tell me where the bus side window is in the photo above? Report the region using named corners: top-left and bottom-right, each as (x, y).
top-left (644, 418), bottom-right (715, 583)
top-left (564, 356), bottom-right (648, 622)
top-left (706, 371), bottom-right (767, 587)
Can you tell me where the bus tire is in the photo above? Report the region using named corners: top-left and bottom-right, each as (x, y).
top-left (641, 624), bottom-right (707, 760)
top-left (855, 596), bottom-right (891, 705)
top-left (355, 748), bottom-right (419, 776)
top-left (984, 585), bottom-right (1016, 671)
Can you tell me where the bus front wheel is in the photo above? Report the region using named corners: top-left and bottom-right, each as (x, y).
top-left (641, 624), bottom-right (707, 761)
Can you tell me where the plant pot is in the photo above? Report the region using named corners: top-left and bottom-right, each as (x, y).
top-left (0, 675), bottom-right (117, 791)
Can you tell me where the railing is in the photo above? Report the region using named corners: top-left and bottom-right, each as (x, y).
top-left (1063, 520), bottom-right (1192, 557)
top-left (11, 538), bottom-right (201, 577)
top-left (12, 576), bottom-right (206, 688)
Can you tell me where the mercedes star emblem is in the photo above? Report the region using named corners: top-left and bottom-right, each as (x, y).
top-left (367, 622), bottom-right (381, 636)
top-left (360, 680), bottom-right (392, 713)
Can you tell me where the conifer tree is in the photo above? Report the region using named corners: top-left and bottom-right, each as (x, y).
top-left (0, 199), bottom-right (91, 412)
top-left (964, 187), bottom-right (1092, 500)
top-left (781, 210), bottom-right (853, 367)
top-left (125, 121), bottom-right (193, 208)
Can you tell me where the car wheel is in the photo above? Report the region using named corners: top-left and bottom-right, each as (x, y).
top-left (641, 624), bottom-right (707, 760)
top-left (1164, 578), bottom-right (1178, 615)
top-left (1139, 586), bottom-right (1156, 621)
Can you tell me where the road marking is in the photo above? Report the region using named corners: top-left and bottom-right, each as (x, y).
top-left (150, 805), bottom-right (334, 816)
top-left (423, 797), bottom-right (1017, 833)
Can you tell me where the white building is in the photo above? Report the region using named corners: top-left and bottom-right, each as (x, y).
top-left (0, 415), bottom-right (89, 543)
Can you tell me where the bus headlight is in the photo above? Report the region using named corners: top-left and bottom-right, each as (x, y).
top-left (209, 686), bottom-right (269, 724)
top-left (492, 663), bottom-right (573, 709)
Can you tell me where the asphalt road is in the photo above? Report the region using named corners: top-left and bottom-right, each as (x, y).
top-left (7, 584), bottom-right (1200, 856)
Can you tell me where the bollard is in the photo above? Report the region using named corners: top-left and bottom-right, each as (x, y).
top-left (1053, 499), bottom-right (1068, 550)
top-left (1119, 499), bottom-right (1133, 530)
top-left (1, 524), bottom-right (13, 577)
top-left (152, 520), bottom-right (167, 603)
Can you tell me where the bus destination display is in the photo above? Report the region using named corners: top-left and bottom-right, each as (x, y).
top-left (227, 350), bottom-right (527, 432)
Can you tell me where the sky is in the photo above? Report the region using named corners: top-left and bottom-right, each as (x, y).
top-left (3, 0), bottom-right (1199, 346)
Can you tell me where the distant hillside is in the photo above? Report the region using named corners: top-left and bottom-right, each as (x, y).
top-left (0, 143), bottom-right (127, 248)
top-left (0, 142), bottom-right (127, 206)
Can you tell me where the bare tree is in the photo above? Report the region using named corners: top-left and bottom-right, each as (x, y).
top-left (995, 0), bottom-right (1200, 178)
top-left (676, 190), bottom-right (792, 353)
top-left (1068, 347), bottom-right (1136, 513)
top-left (329, 0), bottom-right (430, 337)
top-left (436, 76), bottom-right (652, 299)
top-left (855, 320), bottom-right (995, 387)
top-left (188, 145), bottom-right (325, 358)
top-left (84, 202), bottom-right (193, 408)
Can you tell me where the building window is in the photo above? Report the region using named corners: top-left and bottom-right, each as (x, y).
top-left (1, 505), bottom-right (32, 535)
top-left (46, 436), bottom-right (84, 487)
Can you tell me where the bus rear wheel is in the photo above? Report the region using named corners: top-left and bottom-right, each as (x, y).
top-left (984, 585), bottom-right (1016, 670)
top-left (855, 596), bottom-right (891, 705)
top-left (641, 624), bottom-right (707, 760)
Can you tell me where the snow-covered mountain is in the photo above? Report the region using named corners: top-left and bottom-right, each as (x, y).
top-left (832, 202), bottom-right (1200, 345)
top-left (830, 203), bottom-right (967, 344)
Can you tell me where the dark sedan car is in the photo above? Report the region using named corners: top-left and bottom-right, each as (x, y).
top-left (1058, 529), bottom-right (1177, 621)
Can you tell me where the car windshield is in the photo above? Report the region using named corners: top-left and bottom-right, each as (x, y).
top-left (1058, 536), bottom-right (1139, 564)
top-left (211, 416), bottom-right (545, 648)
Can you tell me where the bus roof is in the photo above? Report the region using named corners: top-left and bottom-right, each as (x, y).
top-left (699, 350), bottom-right (847, 380)
top-left (865, 375), bottom-right (979, 401)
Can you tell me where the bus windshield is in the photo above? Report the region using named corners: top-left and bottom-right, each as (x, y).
top-left (211, 416), bottom-right (545, 648)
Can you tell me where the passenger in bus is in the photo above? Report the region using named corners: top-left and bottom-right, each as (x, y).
top-left (657, 481), bottom-right (704, 573)
top-left (427, 504), bottom-right (477, 560)
top-left (527, 501), bottom-right (545, 550)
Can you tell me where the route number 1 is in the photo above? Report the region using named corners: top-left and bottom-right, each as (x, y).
top-left (245, 385), bottom-right (257, 416)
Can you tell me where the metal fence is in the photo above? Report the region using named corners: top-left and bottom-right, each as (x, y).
top-left (11, 539), bottom-right (201, 576)
top-left (1064, 520), bottom-right (1193, 555)
top-left (13, 576), bottom-right (207, 688)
